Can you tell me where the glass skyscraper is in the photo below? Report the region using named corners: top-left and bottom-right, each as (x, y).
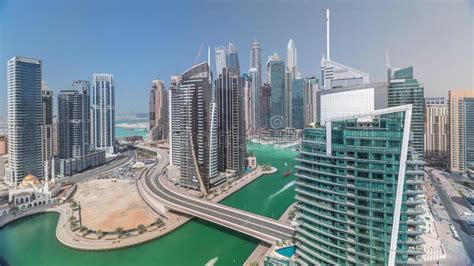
top-left (248, 68), bottom-right (260, 131)
top-left (267, 53), bottom-right (285, 129)
top-left (216, 68), bottom-right (246, 177)
top-left (260, 83), bottom-right (271, 129)
top-left (58, 84), bottom-right (90, 160)
top-left (250, 39), bottom-right (262, 85)
top-left (388, 66), bottom-right (424, 160)
top-left (292, 78), bottom-right (305, 129)
top-left (41, 82), bottom-right (53, 164)
top-left (227, 42), bottom-right (240, 76)
top-left (295, 105), bottom-right (424, 265)
top-left (170, 61), bottom-right (219, 192)
top-left (91, 73), bottom-right (115, 154)
top-left (6, 56), bottom-right (44, 185)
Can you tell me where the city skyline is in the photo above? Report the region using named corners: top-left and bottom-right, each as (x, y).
top-left (0, 0), bottom-right (472, 116)
top-left (0, 2), bottom-right (473, 265)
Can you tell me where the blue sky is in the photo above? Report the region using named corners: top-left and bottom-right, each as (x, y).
top-left (0, 0), bottom-right (472, 116)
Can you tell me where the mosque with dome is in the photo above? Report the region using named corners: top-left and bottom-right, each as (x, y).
top-left (1, 161), bottom-right (62, 216)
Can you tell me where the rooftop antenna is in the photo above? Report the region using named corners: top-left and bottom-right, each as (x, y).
top-left (193, 43), bottom-right (204, 66)
top-left (385, 50), bottom-right (391, 69)
top-left (326, 9), bottom-right (330, 60)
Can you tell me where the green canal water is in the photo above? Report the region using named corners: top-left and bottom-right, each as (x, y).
top-left (0, 143), bottom-right (297, 266)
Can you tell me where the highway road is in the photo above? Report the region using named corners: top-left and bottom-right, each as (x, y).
top-left (58, 149), bottom-right (136, 185)
top-left (141, 148), bottom-right (294, 244)
top-left (426, 169), bottom-right (474, 263)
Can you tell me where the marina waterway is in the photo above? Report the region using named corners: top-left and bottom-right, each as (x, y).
top-left (0, 143), bottom-right (297, 265)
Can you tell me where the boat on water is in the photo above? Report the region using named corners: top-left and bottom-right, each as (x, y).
top-left (283, 169), bottom-right (292, 177)
top-left (284, 162), bottom-right (288, 167)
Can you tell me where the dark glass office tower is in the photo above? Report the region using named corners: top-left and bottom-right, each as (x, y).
top-left (292, 78), bottom-right (304, 129)
top-left (216, 68), bottom-right (246, 177)
top-left (267, 53), bottom-right (285, 129)
top-left (227, 42), bottom-right (240, 76)
top-left (260, 83), bottom-right (271, 129)
top-left (58, 83), bottom-right (90, 159)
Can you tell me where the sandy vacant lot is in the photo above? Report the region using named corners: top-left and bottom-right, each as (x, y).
top-left (74, 179), bottom-right (158, 231)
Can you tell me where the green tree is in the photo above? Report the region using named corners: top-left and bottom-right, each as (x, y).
top-left (79, 226), bottom-right (88, 234)
top-left (70, 201), bottom-right (78, 209)
top-left (137, 224), bottom-right (147, 234)
top-left (114, 227), bottom-right (125, 237)
top-left (96, 230), bottom-right (103, 239)
top-left (155, 218), bottom-right (164, 227)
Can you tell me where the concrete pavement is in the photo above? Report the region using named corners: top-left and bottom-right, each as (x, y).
top-left (426, 167), bottom-right (474, 263)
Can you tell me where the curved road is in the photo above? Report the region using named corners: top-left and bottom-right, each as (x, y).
top-left (139, 146), bottom-right (294, 244)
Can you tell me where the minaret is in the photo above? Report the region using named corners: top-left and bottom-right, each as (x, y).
top-left (44, 159), bottom-right (49, 191)
top-left (51, 157), bottom-right (56, 183)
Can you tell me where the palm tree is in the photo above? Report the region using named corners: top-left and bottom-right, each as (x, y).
top-left (114, 227), bottom-right (124, 237)
top-left (137, 224), bottom-right (146, 234)
top-left (79, 226), bottom-right (88, 235)
top-left (68, 216), bottom-right (76, 223)
top-left (70, 201), bottom-right (78, 209)
top-left (155, 218), bottom-right (164, 227)
top-left (69, 220), bottom-right (77, 231)
top-left (96, 230), bottom-right (103, 239)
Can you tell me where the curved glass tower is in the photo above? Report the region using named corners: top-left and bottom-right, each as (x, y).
top-left (170, 61), bottom-right (218, 192)
top-left (295, 105), bottom-right (424, 265)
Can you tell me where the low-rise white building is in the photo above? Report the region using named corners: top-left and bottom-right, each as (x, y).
top-left (8, 174), bottom-right (61, 210)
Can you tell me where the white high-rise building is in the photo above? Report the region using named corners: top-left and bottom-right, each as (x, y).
top-left (91, 73), bottom-right (115, 155)
top-left (215, 46), bottom-right (227, 77)
top-left (319, 9), bottom-right (369, 90)
top-left (248, 68), bottom-right (260, 131)
top-left (6, 56), bottom-right (44, 185)
top-left (249, 39), bottom-right (262, 131)
top-left (287, 38), bottom-right (297, 79)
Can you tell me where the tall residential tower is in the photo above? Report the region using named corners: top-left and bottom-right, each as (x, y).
top-left (6, 56), bottom-right (44, 185)
top-left (267, 53), bottom-right (285, 129)
top-left (424, 97), bottom-right (449, 166)
top-left (149, 80), bottom-right (168, 141)
top-left (287, 39), bottom-right (297, 79)
top-left (91, 73), bottom-right (115, 154)
top-left (41, 82), bottom-right (53, 164)
top-left (170, 61), bottom-right (219, 192)
top-left (388, 66), bottom-right (424, 159)
top-left (215, 49), bottom-right (246, 177)
top-left (295, 105), bottom-right (424, 265)
top-left (449, 90), bottom-right (474, 174)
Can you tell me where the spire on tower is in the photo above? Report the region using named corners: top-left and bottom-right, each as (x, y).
top-left (385, 50), bottom-right (391, 69)
top-left (326, 9), bottom-right (330, 60)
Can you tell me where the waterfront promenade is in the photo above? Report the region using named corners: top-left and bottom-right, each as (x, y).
top-left (1, 158), bottom-right (281, 251)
